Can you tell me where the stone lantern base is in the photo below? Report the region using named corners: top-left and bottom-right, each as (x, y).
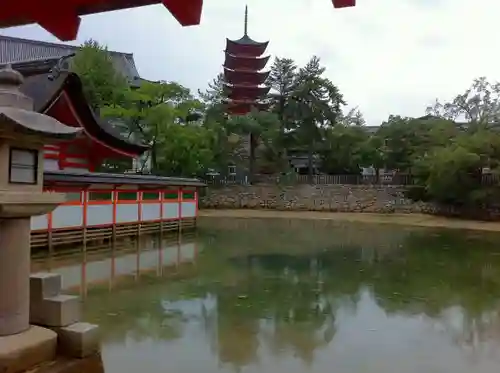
top-left (0, 273), bottom-right (100, 373)
top-left (0, 326), bottom-right (57, 373)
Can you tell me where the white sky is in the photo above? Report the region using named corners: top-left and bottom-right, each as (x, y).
top-left (2, 0), bottom-right (500, 125)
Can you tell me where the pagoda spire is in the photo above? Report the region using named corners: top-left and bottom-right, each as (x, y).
top-left (244, 5), bottom-right (248, 36)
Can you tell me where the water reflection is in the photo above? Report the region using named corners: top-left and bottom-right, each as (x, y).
top-left (31, 233), bottom-right (199, 296)
top-left (32, 218), bottom-right (500, 373)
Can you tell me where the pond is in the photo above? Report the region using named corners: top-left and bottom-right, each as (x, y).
top-left (31, 217), bottom-right (500, 373)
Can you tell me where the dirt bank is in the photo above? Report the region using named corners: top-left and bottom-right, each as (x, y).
top-left (199, 209), bottom-right (500, 232)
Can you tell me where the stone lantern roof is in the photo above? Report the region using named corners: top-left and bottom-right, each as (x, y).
top-left (0, 64), bottom-right (81, 140)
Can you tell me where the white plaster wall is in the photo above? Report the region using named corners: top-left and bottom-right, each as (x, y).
top-left (163, 203), bottom-right (179, 219)
top-left (141, 203), bottom-right (161, 221)
top-left (116, 204), bottom-right (139, 223)
top-left (181, 202), bottom-right (196, 218)
top-left (87, 205), bottom-right (113, 226)
top-left (52, 205), bottom-right (84, 229)
top-left (31, 215), bottom-right (48, 230)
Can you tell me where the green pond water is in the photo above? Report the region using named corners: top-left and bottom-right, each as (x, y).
top-left (32, 218), bottom-right (500, 373)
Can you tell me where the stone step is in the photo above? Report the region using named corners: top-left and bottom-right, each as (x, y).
top-left (30, 273), bottom-right (62, 301)
top-left (53, 322), bottom-right (100, 359)
top-left (30, 295), bottom-right (80, 328)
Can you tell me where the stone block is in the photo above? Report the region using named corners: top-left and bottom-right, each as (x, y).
top-left (0, 325), bottom-right (57, 373)
top-left (54, 322), bottom-right (100, 358)
top-left (30, 272), bottom-right (62, 301)
top-left (31, 295), bottom-right (80, 327)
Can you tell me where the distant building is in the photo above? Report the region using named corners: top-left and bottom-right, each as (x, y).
top-left (0, 34), bottom-right (151, 172)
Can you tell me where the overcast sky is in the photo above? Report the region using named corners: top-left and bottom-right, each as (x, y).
top-left (2, 0), bottom-right (500, 125)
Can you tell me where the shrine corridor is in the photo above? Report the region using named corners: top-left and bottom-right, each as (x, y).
top-left (31, 218), bottom-right (500, 373)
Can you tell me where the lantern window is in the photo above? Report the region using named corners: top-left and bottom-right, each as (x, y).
top-left (9, 148), bottom-right (38, 184)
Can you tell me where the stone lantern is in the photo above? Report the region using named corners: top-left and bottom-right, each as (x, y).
top-left (0, 65), bottom-right (81, 371)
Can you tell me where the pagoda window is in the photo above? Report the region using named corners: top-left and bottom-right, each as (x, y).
top-left (9, 147), bottom-right (38, 184)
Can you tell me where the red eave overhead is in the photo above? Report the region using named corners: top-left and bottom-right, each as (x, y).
top-left (0, 0), bottom-right (203, 41)
top-left (0, 1), bottom-right (354, 41)
top-left (333, 0), bottom-right (356, 8)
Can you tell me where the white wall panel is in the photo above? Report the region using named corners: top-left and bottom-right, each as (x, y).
top-left (181, 202), bottom-right (196, 218)
top-left (87, 205), bottom-right (113, 226)
top-left (31, 214), bottom-right (48, 230)
top-left (116, 204), bottom-right (138, 223)
top-left (52, 206), bottom-right (83, 229)
top-left (163, 203), bottom-right (179, 219)
top-left (141, 203), bottom-right (161, 221)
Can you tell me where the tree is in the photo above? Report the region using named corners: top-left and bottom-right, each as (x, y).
top-left (426, 77), bottom-right (500, 131)
top-left (228, 110), bottom-right (281, 179)
top-left (319, 125), bottom-right (369, 175)
top-left (267, 57), bottom-right (299, 160)
top-left (70, 39), bottom-right (128, 110)
top-left (339, 107), bottom-right (366, 127)
top-left (102, 80), bottom-right (203, 172)
top-left (289, 56), bottom-right (346, 181)
top-left (198, 73), bottom-right (225, 107)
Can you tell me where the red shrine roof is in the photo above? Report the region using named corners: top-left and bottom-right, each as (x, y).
top-left (224, 54), bottom-right (270, 72)
top-left (0, 1), bottom-right (355, 42)
top-left (224, 84), bottom-right (270, 100)
top-left (0, 0), bottom-right (203, 41)
top-left (224, 100), bottom-right (269, 115)
top-left (19, 66), bottom-right (148, 158)
top-left (225, 37), bottom-right (269, 57)
top-left (223, 68), bottom-right (269, 86)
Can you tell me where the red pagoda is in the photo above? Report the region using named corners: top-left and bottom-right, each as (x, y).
top-left (222, 6), bottom-right (270, 115)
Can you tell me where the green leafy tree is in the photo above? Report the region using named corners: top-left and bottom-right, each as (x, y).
top-left (70, 39), bottom-right (128, 110)
top-left (427, 77), bottom-right (500, 131)
top-left (288, 56), bottom-right (346, 181)
top-left (102, 80), bottom-right (203, 172)
top-left (319, 125), bottom-right (369, 174)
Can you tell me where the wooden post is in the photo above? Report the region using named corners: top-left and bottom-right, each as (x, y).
top-left (47, 211), bottom-right (53, 270)
top-left (178, 188), bottom-right (182, 238)
top-left (137, 191), bottom-right (142, 237)
top-left (112, 187), bottom-right (117, 243)
top-left (159, 191), bottom-right (164, 236)
top-left (83, 190), bottom-right (88, 250)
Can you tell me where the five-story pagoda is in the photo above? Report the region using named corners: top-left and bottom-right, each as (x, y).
top-left (222, 6), bottom-right (270, 115)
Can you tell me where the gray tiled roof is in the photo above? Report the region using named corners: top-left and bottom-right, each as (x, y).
top-left (0, 35), bottom-right (140, 83)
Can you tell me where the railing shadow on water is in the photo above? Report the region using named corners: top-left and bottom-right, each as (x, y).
top-left (30, 231), bottom-right (201, 299)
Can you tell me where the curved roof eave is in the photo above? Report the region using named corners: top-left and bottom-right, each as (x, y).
top-left (21, 71), bottom-right (149, 156)
top-left (226, 36), bottom-right (269, 47)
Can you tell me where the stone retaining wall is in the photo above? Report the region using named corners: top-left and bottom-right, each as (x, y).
top-left (200, 184), bottom-right (432, 214)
